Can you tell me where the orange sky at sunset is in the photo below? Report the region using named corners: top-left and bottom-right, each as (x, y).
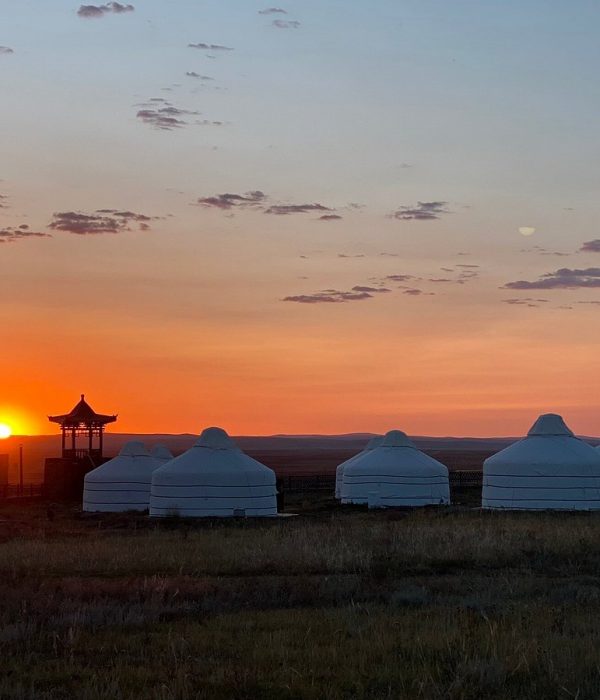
top-left (3, 296), bottom-right (600, 437)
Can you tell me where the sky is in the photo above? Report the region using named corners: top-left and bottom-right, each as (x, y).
top-left (1, 0), bottom-right (600, 437)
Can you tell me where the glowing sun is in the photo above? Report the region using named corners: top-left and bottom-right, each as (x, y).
top-left (0, 424), bottom-right (12, 439)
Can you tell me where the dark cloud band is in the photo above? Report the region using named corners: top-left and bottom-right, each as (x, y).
top-left (505, 267), bottom-right (600, 290)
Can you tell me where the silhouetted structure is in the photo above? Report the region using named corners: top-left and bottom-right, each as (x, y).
top-left (44, 395), bottom-right (116, 501)
top-left (49, 394), bottom-right (116, 460)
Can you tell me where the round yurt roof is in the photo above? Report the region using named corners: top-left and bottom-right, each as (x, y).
top-left (196, 426), bottom-right (236, 450)
top-left (150, 427), bottom-right (277, 517)
top-left (151, 444), bottom-right (174, 461)
top-left (484, 414), bottom-right (600, 473)
top-left (152, 427), bottom-right (274, 484)
top-left (345, 430), bottom-right (447, 478)
top-left (381, 430), bottom-right (416, 448)
top-left (118, 440), bottom-right (150, 457)
top-left (337, 436), bottom-right (383, 471)
top-left (527, 413), bottom-right (574, 437)
top-left (86, 440), bottom-right (160, 482)
top-left (483, 414), bottom-right (600, 510)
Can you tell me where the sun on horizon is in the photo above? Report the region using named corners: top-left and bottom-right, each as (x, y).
top-left (0, 423), bottom-right (12, 440)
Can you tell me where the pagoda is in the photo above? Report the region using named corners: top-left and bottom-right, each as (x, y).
top-left (49, 394), bottom-right (117, 460)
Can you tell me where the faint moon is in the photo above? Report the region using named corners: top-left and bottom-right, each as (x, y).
top-left (519, 226), bottom-right (536, 237)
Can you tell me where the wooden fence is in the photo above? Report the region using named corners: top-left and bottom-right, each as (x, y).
top-left (0, 484), bottom-right (44, 499)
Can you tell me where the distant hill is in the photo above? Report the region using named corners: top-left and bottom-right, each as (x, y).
top-left (2, 432), bottom-right (599, 484)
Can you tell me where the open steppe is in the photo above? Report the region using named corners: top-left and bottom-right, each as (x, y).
top-left (0, 432), bottom-right (504, 484)
top-left (2, 500), bottom-right (600, 699)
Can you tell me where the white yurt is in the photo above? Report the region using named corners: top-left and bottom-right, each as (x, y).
top-left (482, 414), bottom-right (600, 510)
top-left (149, 427), bottom-right (277, 517)
top-left (83, 441), bottom-right (161, 512)
top-left (151, 444), bottom-right (174, 463)
top-left (341, 430), bottom-right (450, 507)
top-left (335, 436), bottom-right (382, 499)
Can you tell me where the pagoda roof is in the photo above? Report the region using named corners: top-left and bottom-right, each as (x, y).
top-left (49, 394), bottom-right (117, 427)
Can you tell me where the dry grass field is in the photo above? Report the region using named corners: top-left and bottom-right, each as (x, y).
top-left (2, 501), bottom-right (600, 698)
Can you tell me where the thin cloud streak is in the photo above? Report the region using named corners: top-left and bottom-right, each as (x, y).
top-left (185, 72), bottom-right (214, 80)
top-left (265, 203), bottom-right (332, 215)
top-left (196, 192), bottom-right (266, 210)
top-left (283, 290), bottom-right (373, 304)
top-left (188, 43), bottom-right (233, 51)
top-left (272, 20), bottom-right (301, 28)
top-left (77, 3), bottom-right (134, 18)
top-left (0, 225), bottom-right (50, 243)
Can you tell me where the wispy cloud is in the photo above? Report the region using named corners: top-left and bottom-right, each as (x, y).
top-left (259, 7), bottom-right (287, 14)
top-left (384, 274), bottom-right (415, 282)
top-left (136, 109), bottom-right (188, 130)
top-left (521, 245), bottom-right (571, 257)
top-left (193, 192), bottom-right (333, 216)
top-left (283, 273), bottom-right (439, 304)
top-left (504, 267), bottom-right (600, 290)
top-left (135, 101), bottom-right (219, 130)
top-left (403, 288), bottom-right (435, 296)
top-left (457, 270), bottom-right (479, 283)
top-left (502, 298), bottom-right (549, 307)
top-left (283, 289), bottom-right (373, 304)
top-left (77, 3), bottom-right (134, 18)
top-left (185, 72), bottom-right (214, 80)
top-left (0, 225), bottom-right (50, 243)
top-left (272, 19), bottom-right (301, 28)
top-left (581, 240), bottom-right (600, 253)
top-left (0, 46), bottom-right (14, 55)
top-left (427, 266), bottom-right (479, 285)
top-left (265, 203), bottom-right (332, 215)
top-left (196, 191), bottom-right (266, 210)
top-left (391, 201), bottom-right (449, 221)
top-left (351, 286), bottom-right (390, 293)
top-left (49, 210), bottom-right (153, 235)
top-left (188, 42), bottom-right (233, 51)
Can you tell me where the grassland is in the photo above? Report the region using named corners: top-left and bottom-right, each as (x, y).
top-left (2, 501), bottom-right (600, 698)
